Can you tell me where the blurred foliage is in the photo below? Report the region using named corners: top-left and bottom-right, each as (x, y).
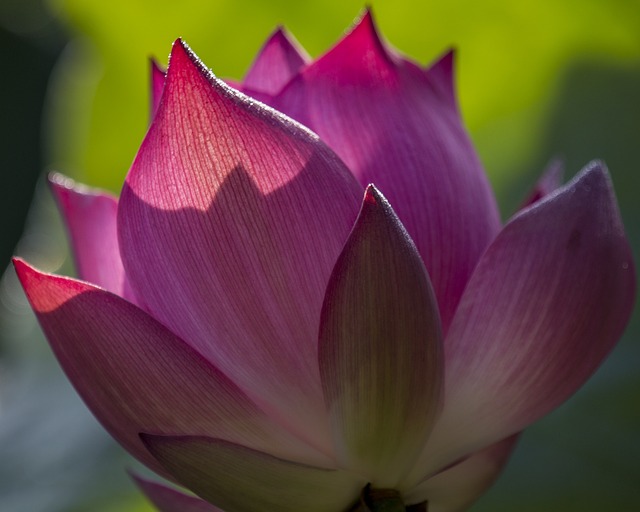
top-left (1, 0), bottom-right (639, 511)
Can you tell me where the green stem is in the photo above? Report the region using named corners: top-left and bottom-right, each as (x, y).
top-left (348, 484), bottom-right (427, 512)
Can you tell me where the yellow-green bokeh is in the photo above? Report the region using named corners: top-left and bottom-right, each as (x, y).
top-left (46, 0), bottom-right (640, 200)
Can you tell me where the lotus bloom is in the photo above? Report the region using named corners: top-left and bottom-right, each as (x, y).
top-left (15, 11), bottom-right (635, 512)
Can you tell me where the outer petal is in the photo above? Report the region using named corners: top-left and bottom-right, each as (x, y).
top-left (520, 158), bottom-right (564, 209)
top-left (272, 11), bottom-right (501, 331)
top-left (150, 58), bottom-right (165, 120)
top-left (409, 162), bottom-right (635, 482)
top-left (118, 39), bottom-right (361, 454)
top-left (49, 173), bottom-right (138, 303)
top-left (141, 435), bottom-right (363, 512)
top-left (14, 259), bottom-right (332, 476)
top-left (133, 474), bottom-right (222, 512)
top-left (319, 186), bottom-right (442, 487)
top-left (242, 27), bottom-right (309, 95)
top-left (404, 436), bottom-right (518, 511)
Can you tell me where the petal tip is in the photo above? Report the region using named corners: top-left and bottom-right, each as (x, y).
top-left (424, 48), bottom-right (458, 108)
top-left (12, 256), bottom-right (31, 282)
top-left (48, 172), bottom-right (82, 200)
top-left (11, 258), bottom-right (60, 313)
top-left (310, 5), bottom-right (395, 81)
top-left (15, 258), bottom-right (83, 310)
top-left (363, 184), bottom-right (380, 205)
top-left (167, 38), bottom-right (213, 82)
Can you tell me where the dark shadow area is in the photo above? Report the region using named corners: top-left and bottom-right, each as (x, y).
top-left (0, 3), bottom-right (65, 271)
top-left (477, 60), bottom-right (640, 512)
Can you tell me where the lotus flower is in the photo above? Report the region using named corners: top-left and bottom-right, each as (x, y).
top-left (14, 11), bottom-right (635, 512)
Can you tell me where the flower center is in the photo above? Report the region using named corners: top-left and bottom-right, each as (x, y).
top-left (348, 484), bottom-right (427, 511)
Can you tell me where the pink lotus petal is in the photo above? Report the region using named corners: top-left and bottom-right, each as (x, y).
top-left (422, 49), bottom-right (457, 111)
top-left (14, 259), bottom-right (332, 476)
top-left (409, 162), bottom-right (635, 482)
top-left (520, 158), bottom-right (564, 209)
top-left (242, 27), bottom-right (310, 96)
top-left (118, 39), bottom-right (361, 455)
top-left (141, 435), bottom-right (363, 512)
top-left (404, 436), bottom-right (518, 510)
top-left (133, 474), bottom-right (222, 512)
top-left (319, 185), bottom-right (443, 487)
top-left (49, 173), bottom-right (138, 304)
top-left (150, 58), bottom-right (166, 120)
top-left (272, 11), bottom-right (501, 332)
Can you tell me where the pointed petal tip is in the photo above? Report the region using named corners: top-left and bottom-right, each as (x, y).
top-left (424, 48), bottom-right (458, 108)
top-left (362, 185), bottom-right (397, 215)
top-left (242, 23), bottom-right (309, 94)
top-left (150, 56), bottom-right (167, 82)
top-left (363, 184), bottom-right (380, 204)
top-left (12, 257), bottom-right (48, 291)
top-left (47, 173), bottom-right (77, 197)
top-left (12, 256), bottom-right (30, 280)
top-left (359, 5), bottom-right (375, 24)
top-left (47, 172), bottom-right (116, 201)
top-left (48, 171), bottom-right (69, 188)
top-left (312, 4), bottom-right (393, 76)
top-left (430, 47), bottom-right (456, 74)
top-left (267, 24), bottom-right (309, 59)
top-left (150, 55), bottom-right (164, 68)
top-left (523, 159), bottom-right (616, 219)
top-left (271, 24), bottom-right (290, 41)
top-left (167, 38), bottom-right (210, 79)
top-left (578, 159), bottom-right (608, 184)
top-left (11, 258), bottom-right (75, 314)
top-left (349, 6), bottom-right (380, 41)
top-left (48, 172), bottom-right (93, 201)
top-left (564, 160), bottom-right (618, 214)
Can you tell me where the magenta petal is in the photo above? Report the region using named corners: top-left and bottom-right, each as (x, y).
top-left (133, 474), bottom-right (222, 512)
top-left (404, 436), bottom-right (518, 511)
top-left (118, 39), bottom-right (361, 454)
top-left (422, 49), bottom-right (457, 110)
top-left (150, 58), bottom-right (166, 120)
top-left (272, 11), bottom-right (500, 332)
top-left (242, 27), bottom-right (310, 95)
top-left (49, 174), bottom-right (138, 303)
top-left (319, 186), bottom-right (443, 486)
top-left (14, 260), bottom-right (331, 476)
top-left (519, 158), bottom-right (564, 209)
top-left (410, 162), bottom-right (635, 481)
top-left (141, 435), bottom-right (363, 512)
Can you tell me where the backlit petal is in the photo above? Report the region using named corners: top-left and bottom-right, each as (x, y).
top-left (133, 474), bottom-right (222, 512)
top-left (14, 259), bottom-right (331, 476)
top-left (319, 186), bottom-right (442, 487)
top-left (141, 435), bottom-right (363, 512)
top-left (118, 39), bottom-right (361, 455)
top-left (150, 58), bottom-right (165, 120)
top-left (409, 162), bottom-right (635, 482)
top-left (242, 27), bottom-right (309, 95)
top-left (272, 11), bottom-right (500, 332)
top-left (404, 436), bottom-right (518, 511)
top-left (49, 173), bottom-right (138, 303)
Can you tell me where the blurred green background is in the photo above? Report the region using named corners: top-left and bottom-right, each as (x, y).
top-left (1, 0), bottom-right (638, 511)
